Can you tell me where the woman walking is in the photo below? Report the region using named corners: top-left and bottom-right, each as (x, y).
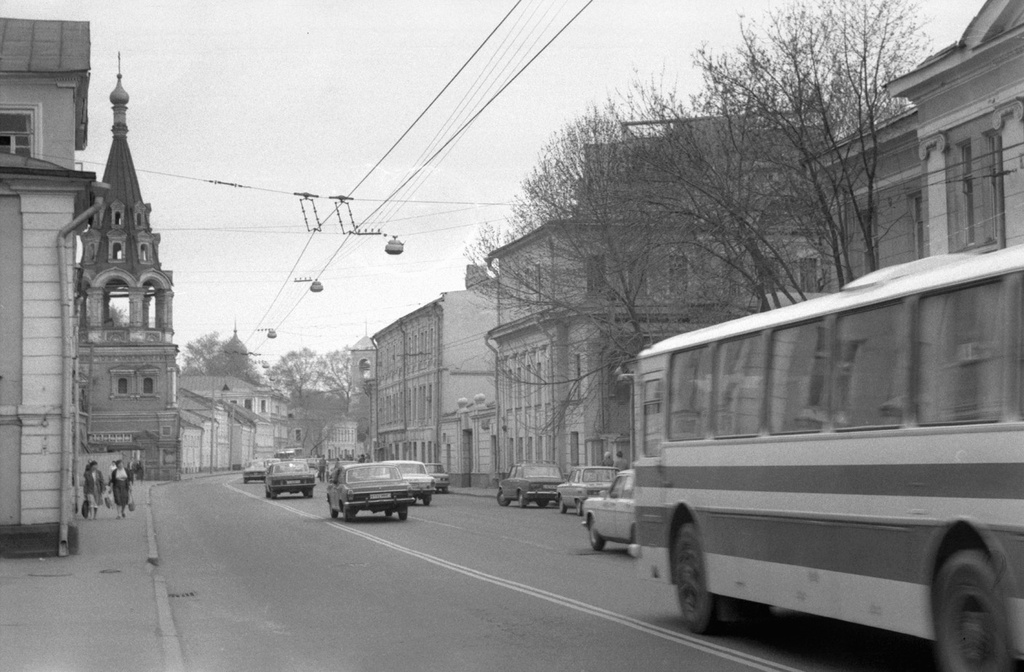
top-left (82, 460), bottom-right (105, 519)
top-left (108, 459), bottom-right (133, 518)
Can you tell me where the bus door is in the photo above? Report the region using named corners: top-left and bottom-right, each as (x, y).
top-left (635, 372), bottom-right (667, 573)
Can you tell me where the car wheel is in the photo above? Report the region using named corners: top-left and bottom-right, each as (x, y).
top-left (270, 490), bottom-right (278, 499)
top-left (933, 550), bottom-right (1012, 672)
top-left (576, 499), bottom-right (584, 517)
top-left (398, 507), bottom-right (409, 521)
top-left (304, 489), bottom-right (313, 498)
top-left (343, 504), bottom-right (356, 522)
top-left (422, 495), bottom-right (431, 506)
top-left (518, 491), bottom-right (529, 508)
top-left (559, 497), bottom-right (568, 514)
top-left (384, 510), bottom-right (393, 518)
top-left (673, 523), bottom-right (717, 634)
top-left (587, 514), bottom-right (606, 551)
top-left (243, 478), bottom-right (249, 484)
top-left (330, 505), bottom-right (339, 519)
top-left (264, 487), bottom-right (271, 499)
top-left (536, 500), bottom-right (548, 509)
top-left (497, 489), bottom-right (510, 507)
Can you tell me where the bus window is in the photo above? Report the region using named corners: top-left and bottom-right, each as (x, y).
top-left (668, 347), bottom-right (710, 440)
top-left (714, 334), bottom-right (764, 436)
top-left (642, 378), bottom-right (663, 457)
top-left (918, 282), bottom-right (1005, 424)
top-left (769, 320), bottom-right (827, 433)
top-left (834, 303), bottom-right (904, 429)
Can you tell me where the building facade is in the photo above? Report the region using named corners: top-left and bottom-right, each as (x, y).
top-left (77, 73), bottom-right (181, 481)
top-left (0, 18), bottom-right (98, 556)
top-left (372, 277), bottom-right (498, 486)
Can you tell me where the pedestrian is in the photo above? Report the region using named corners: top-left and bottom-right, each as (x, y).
top-left (108, 459), bottom-right (134, 519)
top-left (317, 455), bottom-right (327, 482)
top-left (133, 458), bottom-right (144, 482)
top-left (601, 451), bottom-right (613, 467)
top-left (613, 450), bottom-right (628, 471)
top-left (83, 460), bottom-right (104, 519)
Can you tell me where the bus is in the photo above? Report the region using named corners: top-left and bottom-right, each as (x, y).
top-left (632, 247), bottom-right (1024, 672)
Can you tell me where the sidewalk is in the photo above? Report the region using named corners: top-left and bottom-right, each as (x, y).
top-left (0, 482), bottom-right (180, 672)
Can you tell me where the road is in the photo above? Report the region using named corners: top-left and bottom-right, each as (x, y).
top-left (151, 475), bottom-right (939, 672)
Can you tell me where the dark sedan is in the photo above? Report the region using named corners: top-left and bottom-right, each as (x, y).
top-left (497, 462), bottom-right (564, 508)
top-left (327, 463), bottom-right (415, 522)
top-left (264, 460), bottom-right (315, 499)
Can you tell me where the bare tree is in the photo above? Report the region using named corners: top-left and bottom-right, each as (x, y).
top-left (691, 0), bottom-right (929, 285)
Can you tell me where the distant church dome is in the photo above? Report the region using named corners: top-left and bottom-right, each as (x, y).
top-left (224, 329), bottom-right (248, 356)
top-left (110, 73), bottom-right (130, 105)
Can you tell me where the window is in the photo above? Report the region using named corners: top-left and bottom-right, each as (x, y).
top-left (244, 398), bottom-right (253, 410)
top-left (797, 257), bottom-right (819, 294)
top-left (668, 347), bottom-right (711, 440)
top-left (834, 304), bottom-right (904, 429)
top-left (769, 320), bottom-right (828, 433)
top-left (143, 377), bottom-right (154, 394)
top-left (140, 244), bottom-right (150, 262)
top-left (117, 378), bottom-right (129, 395)
top-left (987, 133), bottom-right (1006, 248)
top-left (714, 335), bottom-right (764, 436)
top-left (642, 379), bottom-right (663, 457)
top-left (111, 243), bottom-right (124, 261)
top-left (668, 248), bottom-right (688, 295)
top-left (570, 431), bottom-right (579, 465)
top-left (260, 399), bottom-right (267, 413)
top-left (919, 282), bottom-right (1005, 424)
top-left (585, 255), bottom-right (606, 294)
top-left (295, 429), bottom-right (302, 441)
top-left (0, 112), bottom-right (32, 156)
top-left (910, 193), bottom-right (926, 259)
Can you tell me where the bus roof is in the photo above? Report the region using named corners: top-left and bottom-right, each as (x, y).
top-left (641, 247), bottom-right (1023, 360)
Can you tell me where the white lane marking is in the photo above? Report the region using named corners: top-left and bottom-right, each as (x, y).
top-left (223, 482), bottom-right (805, 672)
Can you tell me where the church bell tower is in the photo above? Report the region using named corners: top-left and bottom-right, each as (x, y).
top-left (78, 72), bottom-right (180, 479)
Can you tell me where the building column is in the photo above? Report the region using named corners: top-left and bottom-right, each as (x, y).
top-left (919, 132), bottom-right (948, 256)
top-left (993, 99), bottom-right (1024, 247)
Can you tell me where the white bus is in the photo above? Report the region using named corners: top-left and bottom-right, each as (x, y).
top-left (632, 247), bottom-right (1024, 672)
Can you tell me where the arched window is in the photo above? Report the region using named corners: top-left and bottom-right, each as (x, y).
top-left (136, 212), bottom-right (143, 228)
top-left (111, 243), bottom-right (123, 261)
top-left (117, 378), bottom-right (128, 394)
top-left (114, 211), bottom-right (123, 228)
top-left (143, 377), bottom-right (154, 394)
top-left (140, 244), bottom-right (150, 262)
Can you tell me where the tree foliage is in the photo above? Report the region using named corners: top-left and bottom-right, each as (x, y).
top-left (179, 332), bottom-right (263, 384)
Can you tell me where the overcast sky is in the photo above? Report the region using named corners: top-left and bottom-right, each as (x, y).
top-left (4, 0), bottom-right (985, 364)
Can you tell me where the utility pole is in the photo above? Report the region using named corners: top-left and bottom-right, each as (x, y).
top-left (209, 381), bottom-right (216, 474)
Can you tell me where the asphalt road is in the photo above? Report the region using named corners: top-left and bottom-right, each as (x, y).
top-left (151, 475), bottom-right (940, 672)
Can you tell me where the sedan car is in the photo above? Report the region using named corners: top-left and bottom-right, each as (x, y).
top-left (242, 458), bottom-right (278, 483)
top-left (581, 469), bottom-right (635, 551)
top-left (556, 466), bottom-right (618, 516)
top-left (327, 463), bottom-right (416, 522)
top-left (264, 460), bottom-right (315, 499)
top-left (380, 460), bottom-right (436, 505)
top-left (423, 463), bottom-right (450, 493)
top-left (497, 462), bottom-right (563, 508)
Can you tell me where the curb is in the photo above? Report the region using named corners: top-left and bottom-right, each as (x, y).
top-left (145, 483), bottom-right (185, 672)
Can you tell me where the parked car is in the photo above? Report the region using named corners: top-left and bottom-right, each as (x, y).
top-left (326, 463), bottom-right (416, 522)
top-left (380, 460), bottom-right (436, 505)
top-left (423, 463), bottom-right (450, 493)
top-left (264, 460), bottom-right (315, 499)
top-left (242, 458), bottom-right (278, 483)
top-left (581, 469), bottom-right (635, 551)
top-left (556, 466), bottom-right (618, 516)
top-left (497, 462), bottom-right (563, 508)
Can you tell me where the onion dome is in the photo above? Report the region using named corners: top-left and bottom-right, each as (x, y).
top-left (110, 73), bottom-right (129, 105)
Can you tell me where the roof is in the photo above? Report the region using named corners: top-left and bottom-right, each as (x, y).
top-left (0, 19), bottom-right (89, 73)
top-left (351, 335), bottom-right (375, 350)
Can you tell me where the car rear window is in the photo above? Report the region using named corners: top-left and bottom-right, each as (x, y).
top-left (523, 465), bottom-right (561, 478)
top-left (346, 466), bottom-right (400, 483)
top-left (395, 463), bottom-right (427, 475)
top-left (424, 464), bottom-right (445, 474)
top-left (583, 469), bottom-right (615, 483)
top-left (276, 462), bottom-right (308, 473)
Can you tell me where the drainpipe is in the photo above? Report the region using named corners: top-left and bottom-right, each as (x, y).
top-left (57, 182), bottom-right (108, 557)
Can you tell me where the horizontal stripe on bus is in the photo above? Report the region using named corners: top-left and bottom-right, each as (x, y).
top-left (635, 462), bottom-right (1024, 499)
top-left (636, 505), bottom-right (1024, 597)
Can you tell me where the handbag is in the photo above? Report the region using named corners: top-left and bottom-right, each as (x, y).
top-left (104, 493), bottom-right (112, 509)
top-left (128, 491), bottom-right (135, 512)
top-left (81, 500), bottom-right (89, 517)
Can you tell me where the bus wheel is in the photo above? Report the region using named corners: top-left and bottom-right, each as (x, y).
top-left (933, 550), bottom-right (1012, 672)
top-left (673, 524), bottom-right (717, 634)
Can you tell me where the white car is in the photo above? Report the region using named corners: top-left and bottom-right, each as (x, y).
top-left (380, 460), bottom-right (436, 505)
top-left (581, 469), bottom-right (635, 551)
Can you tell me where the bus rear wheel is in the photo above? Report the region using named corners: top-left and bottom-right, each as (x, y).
top-left (933, 550), bottom-right (1012, 672)
top-left (672, 523), bottom-right (717, 634)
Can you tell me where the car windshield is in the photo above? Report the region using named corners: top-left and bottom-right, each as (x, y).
top-left (522, 465), bottom-right (561, 478)
top-left (424, 464), bottom-right (445, 474)
top-left (275, 461), bottom-right (308, 473)
top-left (346, 466), bottom-right (400, 483)
top-left (583, 469), bottom-right (615, 483)
top-left (395, 463), bottom-right (427, 475)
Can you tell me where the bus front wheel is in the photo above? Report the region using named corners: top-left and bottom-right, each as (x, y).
top-left (673, 524), bottom-right (717, 634)
top-left (933, 550), bottom-right (1012, 672)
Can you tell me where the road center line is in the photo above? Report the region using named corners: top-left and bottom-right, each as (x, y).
top-left (223, 481), bottom-right (805, 672)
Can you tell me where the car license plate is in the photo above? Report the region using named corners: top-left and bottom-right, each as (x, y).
top-left (369, 493), bottom-right (390, 500)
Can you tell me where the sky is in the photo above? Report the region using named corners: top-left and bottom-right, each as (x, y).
top-left (3, 0), bottom-right (986, 366)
